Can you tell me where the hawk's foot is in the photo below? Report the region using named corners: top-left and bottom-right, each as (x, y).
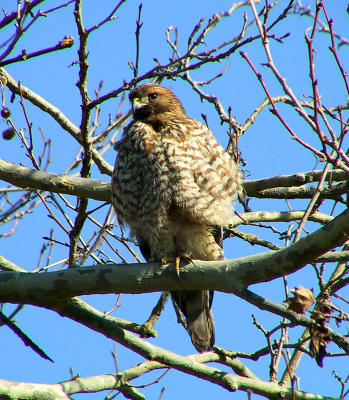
top-left (161, 254), bottom-right (192, 279)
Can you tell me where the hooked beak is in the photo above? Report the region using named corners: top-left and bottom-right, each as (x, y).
top-left (132, 97), bottom-right (148, 114)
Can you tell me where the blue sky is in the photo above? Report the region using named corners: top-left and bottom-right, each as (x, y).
top-left (0, 1), bottom-right (348, 399)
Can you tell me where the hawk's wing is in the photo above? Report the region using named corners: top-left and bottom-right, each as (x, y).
top-left (165, 119), bottom-right (242, 227)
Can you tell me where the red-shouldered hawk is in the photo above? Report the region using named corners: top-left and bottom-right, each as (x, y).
top-left (112, 84), bottom-right (243, 352)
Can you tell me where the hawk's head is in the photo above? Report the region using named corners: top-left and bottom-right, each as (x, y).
top-left (129, 84), bottom-right (186, 125)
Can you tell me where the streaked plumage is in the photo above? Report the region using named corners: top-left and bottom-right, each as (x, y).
top-left (112, 83), bottom-right (243, 352)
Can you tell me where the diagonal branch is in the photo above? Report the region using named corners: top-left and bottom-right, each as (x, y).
top-left (0, 207), bottom-right (348, 300)
top-left (0, 68), bottom-right (113, 175)
top-left (46, 299), bottom-right (344, 400)
top-left (0, 206), bottom-right (348, 353)
top-left (0, 256), bottom-right (346, 396)
top-left (0, 37), bottom-right (74, 67)
top-left (0, 297), bottom-right (338, 400)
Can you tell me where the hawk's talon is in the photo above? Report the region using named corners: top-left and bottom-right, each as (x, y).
top-left (175, 256), bottom-right (181, 279)
top-left (161, 254), bottom-right (192, 280)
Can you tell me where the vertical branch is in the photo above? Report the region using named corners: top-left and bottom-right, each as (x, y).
top-left (64, 1), bottom-right (129, 261)
top-left (280, 246), bottom-right (347, 387)
top-left (18, 84), bottom-right (40, 170)
top-left (293, 162), bottom-right (331, 242)
top-left (248, 0), bottom-right (318, 132)
top-left (251, 315), bottom-right (278, 382)
top-left (227, 106), bottom-right (241, 164)
top-left (246, 0), bottom-right (349, 173)
top-left (0, 1), bottom-right (26, 61)
top-left (133, 4), bottom-right (143, 79)
top-left (304, 3), bottom-right (323, 140)
top-left (320, 1), bottom-right (349, 95)
top-left (239, 51), bottom-right (324, 159)
top-left (74, 0), bottom-right (92, 176)
top-left (69, 0), bottom-right (93, 266)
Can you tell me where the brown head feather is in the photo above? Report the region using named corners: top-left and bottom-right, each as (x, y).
top-left (129, 84), bottom-right (186, 129)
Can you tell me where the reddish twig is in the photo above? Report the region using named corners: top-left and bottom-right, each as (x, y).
top-left (0, 37), bottom-right (74, 67)
top-left (240, 51), bottom-right (324, 159)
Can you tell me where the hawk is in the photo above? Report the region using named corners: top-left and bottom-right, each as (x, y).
top-left (112, 83), bottom-right (242, 352)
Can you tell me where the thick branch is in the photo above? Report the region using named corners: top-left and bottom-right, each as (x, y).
top-left (52, 298), bottom-right (343, 399)
top-left (244, 169), bottom-right (349, 192)
top-left (1, 207), bottom-right (349, 302)
top-left (229, 210), bottom-right (333, 227)
top-left (1, 159), bottom-right (348, 203)
top-left (0, 204), bottom-right (348, 354)
top-left (0, 260), bottom-right (346, 397)
top-left (0, 298), bottom-right (336, 400)
top-left (0, 378), bottom-right (71, 400)
top-left (0, 159), bottom-right (110, 201)
top-left (250, 182), bottom-right (349, 200)
top-left (0, 351), bottom-right (260, 400)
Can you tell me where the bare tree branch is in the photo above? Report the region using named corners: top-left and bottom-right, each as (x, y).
top-left (0, 68), bottom-right (113, 175)
top-left (1, 158), bottom-right (348, 203)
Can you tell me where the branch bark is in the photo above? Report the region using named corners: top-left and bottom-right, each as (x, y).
top-left (0, 257), bottom-right (340, 399)
top-left (1, 158), bottom-right (348, 202)
top-left (229, 210), bottom-right (333, 227)
top-left (1, 207), bottom-right (349, 302)
top-left (0, 203), bottom-right (349, 296)
top-left (0, 205), bottom-right (349, 354)
top-left (0, 158), bottom-right (110, 201)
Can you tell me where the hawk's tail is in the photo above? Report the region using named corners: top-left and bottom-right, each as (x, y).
top-left (171, 290), bottom-right (215, 352)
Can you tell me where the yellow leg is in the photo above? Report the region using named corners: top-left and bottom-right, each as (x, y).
top-left (161, 254), bottom-right (192, 279)
top-left (175, 256), bottom-right (180, 279)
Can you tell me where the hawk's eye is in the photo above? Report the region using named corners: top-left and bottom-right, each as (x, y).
top-left (148, 93), bottom-right (158, 100)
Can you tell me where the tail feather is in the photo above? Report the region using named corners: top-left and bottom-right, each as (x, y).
top-left (171, 290), bottom-right (215, 352)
